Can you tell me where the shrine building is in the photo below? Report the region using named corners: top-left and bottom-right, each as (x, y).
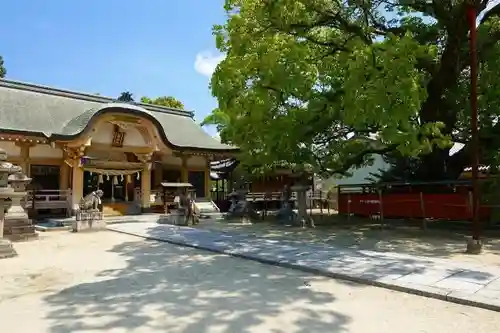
top-left (0, 79), bottom-right (237, 216)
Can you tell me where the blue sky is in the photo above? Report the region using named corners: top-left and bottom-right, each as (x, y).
top-left (0, 0), bottom-right (226, 135)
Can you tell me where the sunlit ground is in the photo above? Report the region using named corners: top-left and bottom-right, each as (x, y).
top-left (0, 231), bottom-right (498, 333)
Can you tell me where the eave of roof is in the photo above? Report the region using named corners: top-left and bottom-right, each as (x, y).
top-left (0, 79), bottom-right (237, 152)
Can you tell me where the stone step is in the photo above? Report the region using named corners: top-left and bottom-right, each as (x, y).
top-left (193, 200), bottom-right (220, 215)
top-left (4, 225), bottom-right (37, 235)
top-left (4, 219), bottom-right (35, 227)
top-left (5, 233), bottom-right (38, 242)
top-left (0, 240), bottom-right (17, 258)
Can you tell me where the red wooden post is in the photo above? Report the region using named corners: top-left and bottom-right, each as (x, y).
top-left (467, 5), bottom-right (481, 241)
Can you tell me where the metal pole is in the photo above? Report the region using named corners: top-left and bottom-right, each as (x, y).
top-left (419, 192), bottom-right (426, 230)
top-left (467, 6), bottom-right (481, 241)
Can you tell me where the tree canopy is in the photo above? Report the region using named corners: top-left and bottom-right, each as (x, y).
top-left (117, 91), bottom-right (134, 102)
top-left (0, 56), bottom-right (6, 78)
top-left (203, 0), bottom-right (500, 180)
top-left (140, 96), bottom-right (185, 109)
top-left (116, 91), bottom-right (186, 110)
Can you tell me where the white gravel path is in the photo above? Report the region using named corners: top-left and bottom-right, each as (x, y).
top-left (0, 231), bottom-right (499, 333)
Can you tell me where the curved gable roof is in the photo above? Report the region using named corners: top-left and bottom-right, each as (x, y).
top-left (59, 103), bottom-right (154, 136)
top-left (0, 79), bottom-right (236, 151)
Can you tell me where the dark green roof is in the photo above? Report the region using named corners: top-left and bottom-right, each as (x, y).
top-left (0, 79), bottom-right (236, 151)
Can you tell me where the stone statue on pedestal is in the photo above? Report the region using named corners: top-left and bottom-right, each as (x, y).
top-left (78, 190), bottom-right (104, 212)
top-left (74, 189), bottom-right (105, 232)
top-left (176, 190), bottom-right (198, 226)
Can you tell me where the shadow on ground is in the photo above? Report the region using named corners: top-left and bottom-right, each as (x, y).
top-left (42, 236), bottom-right (353, 333)
top-left (193, 216), bottom-right (500, 263)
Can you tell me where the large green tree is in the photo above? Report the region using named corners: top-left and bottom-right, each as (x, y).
top-left (203, 0), bottom-right (500, 180)
top-left (140, 96), bottom-right (185, 109)
top-left (0, 56), bottom-right (6, 78)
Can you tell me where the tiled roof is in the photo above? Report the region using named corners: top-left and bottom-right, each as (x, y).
top-left (0, 79), bottom-right (236, 151)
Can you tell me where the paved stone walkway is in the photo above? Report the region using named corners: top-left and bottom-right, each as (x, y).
top-left (108, 222), bottom-right (500, 311)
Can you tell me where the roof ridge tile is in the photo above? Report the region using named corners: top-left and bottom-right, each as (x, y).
top-left (0, 78), bottom-right (194, 117)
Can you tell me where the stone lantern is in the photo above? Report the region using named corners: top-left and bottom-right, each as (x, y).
top-left (290, 172), bottom-right (315, 228)
top-left (225, 178), bottom-right (258, 222)
top-left (4, 166), bottom-right (38, 241)
top-left (0, 148), bottom-right (17, 258)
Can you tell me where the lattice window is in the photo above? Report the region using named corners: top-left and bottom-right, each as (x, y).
top-left (111, 125), bottom-right (125, 147)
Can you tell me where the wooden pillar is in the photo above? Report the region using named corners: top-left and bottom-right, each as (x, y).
top-left (124, 175), bottom-right (129, 201)
top-left (154, 162), bottom-right (163, 188)
top-left (60, 149), bottom-right (70, 190)
top-left (181, 155), bottom-right (188, 183)
top-left (17, 142), bottom-right (33, 176)
top-left (71, 165), bottom-right (84, 214)
top-left (141, 163), bottom-right (152, 210)
top-left (204, 156), bottom-right (211, 198)
top-left (60, 163), bottom-right (70, 190)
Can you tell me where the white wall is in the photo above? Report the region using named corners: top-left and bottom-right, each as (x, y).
top-left (92, 122), bottom-right (147, 147)
top-left (0, 142), bottom-right (20, 157)
top-left (188, 155), bottom-right (207, 168)
top-left (162, 155), bottom-right (182, 166)
top-left (320, 154), bottom-right (390, 190)
top-left (161, 155), bottom-right (207, 169)
top-left (30, 144), bottom-right (63, 159)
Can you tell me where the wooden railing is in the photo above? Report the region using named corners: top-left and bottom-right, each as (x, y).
top-left (243, 190), bottom-right (331, 201)
top-left (26, 189), bottom-right (72, 215)
top-left (246, 192), bottom-right (296, 201)
top-left (148, 189), bottom-right (334, 207)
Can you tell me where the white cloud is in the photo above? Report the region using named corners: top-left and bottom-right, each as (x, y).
top-left (194, 51), bottom-right (225, 77)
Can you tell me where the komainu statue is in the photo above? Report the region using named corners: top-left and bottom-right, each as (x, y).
top-left (74, 189), bottom-right (105, 229)
top-left (178, 191), bottom-right (199, 225)
top-left (79, 190), bottom-right (103, 212)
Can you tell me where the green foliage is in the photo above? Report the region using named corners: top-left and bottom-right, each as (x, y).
top-left (117, 91), bottom-right (134, 102)
top-left (203, 0), bottom-right (500, 179)
top-left (0, 56), bottom-right (6, 78)
top-left (141, 96), bottom-right (185, 109)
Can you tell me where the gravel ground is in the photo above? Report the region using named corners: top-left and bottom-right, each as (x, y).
top-left (0, 231), bottom-right (499, 333)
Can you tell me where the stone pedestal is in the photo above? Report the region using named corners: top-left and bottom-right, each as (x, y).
top-left (0, 148), bottom-right (19, 258)
top-left (0, 201), bottom-right (16, 258)
top-left (76, 210), bottom-right (104, 221)
top-left (0, 238), bottom-right (16, 259)
top-left (276, 200), bottom-right (295, 224)
top-left (73, 210), bottom-right (106, 232)
top-left (158, 208), bottom-right (194, 226)
top-left (466, 237), bottom-right (483, 254)
top-left (172, 209), bottom-right (189, 226)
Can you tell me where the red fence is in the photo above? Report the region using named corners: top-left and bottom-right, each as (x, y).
top-left (338, 192), bottom-right (491, 220)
